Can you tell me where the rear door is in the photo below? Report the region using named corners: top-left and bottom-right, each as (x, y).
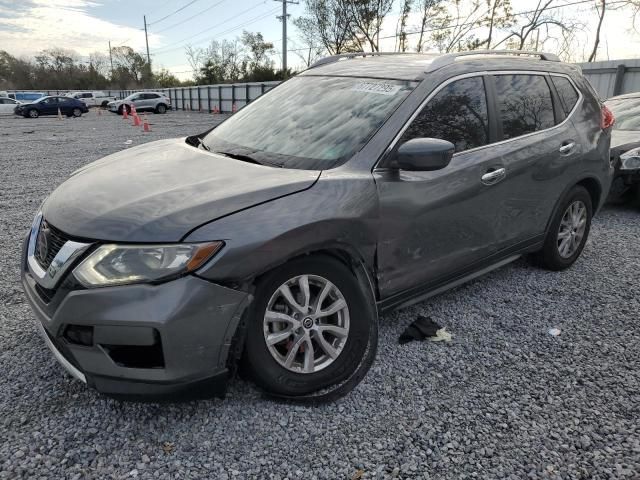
top-left (486, 72), bottom-right (581, 242)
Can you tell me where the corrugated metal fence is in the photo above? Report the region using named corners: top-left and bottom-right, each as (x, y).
top-left (9, 81), bottom-right (280, 113)
top-left (577, 59), bottom-right (640, 99)
top-left (8, 59), bottom-right (640, 105)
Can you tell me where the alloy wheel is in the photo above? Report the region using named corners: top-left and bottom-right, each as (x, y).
top-left (557, 200), bottom-right (587, 258)
top-left (263, 274), bottom-right (350, 374)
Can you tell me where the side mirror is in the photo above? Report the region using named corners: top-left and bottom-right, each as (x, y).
top-left (395, 138), bottom-right (455, 171)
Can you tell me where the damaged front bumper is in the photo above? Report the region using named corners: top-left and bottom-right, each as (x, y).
top-left (21, 235), bottom-right (251, 401)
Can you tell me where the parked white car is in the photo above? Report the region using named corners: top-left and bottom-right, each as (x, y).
top-left (0, 97), bottom-right (20, 115)
top-left (67, 91), bottom-right (117, 108)
top-left (107, 91), bottom-right (172, 114)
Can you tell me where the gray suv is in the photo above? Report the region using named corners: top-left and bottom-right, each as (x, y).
top-left (22, 51), bottom-right (613, 401)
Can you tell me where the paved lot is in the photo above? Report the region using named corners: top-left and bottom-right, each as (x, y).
top-left (0, 111), bottom-right (639, 479)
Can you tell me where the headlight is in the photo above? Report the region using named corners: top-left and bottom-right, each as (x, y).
top-left (73, 242), bottom-right (223, 287)
top-left (620, 147), bottom-right (640, 170)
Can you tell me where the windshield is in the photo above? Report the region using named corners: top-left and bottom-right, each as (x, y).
top-left (125, 93), bottom-right (138, 100)
top-left (201, 76), bottom-right (416, 170)
top-left (606, 97), bottom-right (640, 130)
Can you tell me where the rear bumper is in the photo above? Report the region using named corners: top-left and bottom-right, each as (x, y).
top-left (22, 246), bottom-right (251, 400)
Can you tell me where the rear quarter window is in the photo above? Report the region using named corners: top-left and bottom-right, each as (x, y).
top-left (494, 74), bottom-right (555, 139)
top-left (551, 76), bottom-right (579, 115)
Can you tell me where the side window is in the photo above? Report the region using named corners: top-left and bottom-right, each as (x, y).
top-left (494, 74), bottom-right (555, 139)
top-left (551, 76), bottom-right (579, 116)
top-left (400, 76), bottom-right (489, 152)
top-left (58, 97), bottom-right (69, 103)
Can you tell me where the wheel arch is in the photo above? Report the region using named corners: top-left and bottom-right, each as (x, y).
top-left (545, 175), bottom-right (602, 237)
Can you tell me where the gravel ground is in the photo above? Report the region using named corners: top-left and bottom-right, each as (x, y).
top-left (1, 111), bottom-right (639, 480)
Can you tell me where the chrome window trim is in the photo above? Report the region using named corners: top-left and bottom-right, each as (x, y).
top-left (27, 212), bottom-right (91, 290)
top-left (376, 70), bottom-right (583, 168)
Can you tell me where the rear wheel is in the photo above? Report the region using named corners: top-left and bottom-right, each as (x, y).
top-left (72, 107), bottom-right (82, 117)
top-left (535, 185), bottom-right (592, 270)
top-left (244, 255), bottom-right (377, 401)
top-left (27, 109), bottom-right (38, 118)
top-left (155, 103), bottom-right (167, 114)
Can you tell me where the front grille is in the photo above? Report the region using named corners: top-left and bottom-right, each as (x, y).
top-left (34, 220), bottom-right (70, 270)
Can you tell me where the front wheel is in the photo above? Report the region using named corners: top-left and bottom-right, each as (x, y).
top-left (243, 255), bottom-right (377, 401)
top-left (534, 185), bottom-right (593, 270)
top-left (27, 109), bottom-right (39, 118)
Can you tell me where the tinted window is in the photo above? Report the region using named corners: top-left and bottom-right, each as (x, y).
top-left (400, 76), bottom-right (489, 152)
top-left (202, 76), bottom-right (416, 170)
top-left (551, 76), bottom-right (579, 115)
top-left (58, 97), bottom-right (70, 103)
top-left (606, 97), bottom-right (640, 130)
top-left (494, 74), bottom-right (555, 139)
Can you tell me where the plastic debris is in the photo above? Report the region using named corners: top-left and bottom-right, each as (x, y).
top-left (548, 327), bottom-right (561, 337)
top-left (430, 328), bottom-right (453, 342)
top-left (124, 140), bottom-right (133, 145)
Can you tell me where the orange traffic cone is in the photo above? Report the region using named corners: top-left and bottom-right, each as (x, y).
top-left (142, 114), bottom-right (151, 132)
top-left (232, 103), bottom-right (237, 113)
top-left (57, 108), bottom-right (63, 120)
top-left (212, 105), bottom-right (219, 114)
top-left (133, 114), bottom-right (141, 127)
top-left (122, 106), bottom-right (128, 120)
top-left (131, 104), bottom-right (137, 116)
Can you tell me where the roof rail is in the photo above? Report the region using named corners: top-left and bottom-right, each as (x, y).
top-left (425, 50), bottom-right (560, 72)
top-left (309, 52), bottom-right (416, 69)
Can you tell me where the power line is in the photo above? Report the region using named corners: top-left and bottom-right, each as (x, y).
top-left (147, 0), bottom-right (203, 26)
top-left (152, 0), bottom-right (228, 34)
top-left (152, 4), bottom-right (277, 54)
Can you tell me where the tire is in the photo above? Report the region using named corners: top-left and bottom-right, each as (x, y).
top-left (27, 109), bottom-right (38, 118)
top-left (155, 103), bottom-right (167, 114)
top-left (72, 107), bottom-right (82, 117)
top-left (535, 185), bottom-right (593, 271)
top-left (243, 255), bottom-right (377, 401)
top-left (101, 101), bottom-right (109, 108)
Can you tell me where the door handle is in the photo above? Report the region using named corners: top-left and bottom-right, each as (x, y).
top-left (559, 142), bottom-right (576, 154)
top-left (481, 167), bottom-right (506, 185)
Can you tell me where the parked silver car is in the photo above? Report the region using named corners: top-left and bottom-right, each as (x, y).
top-left (107, 92), bottom-right (171, 114)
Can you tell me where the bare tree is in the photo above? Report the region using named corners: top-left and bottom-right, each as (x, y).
top-left (481, 0), bottom-right (514, 48)
top-left (395, 0), bottom-right (413, 52)
top-left (301, 0), bottom-right (358, 54)
top-left (588, 0), bottom-right (606, 61)
top-left (430, 0), bottom-right (484, 52)
top-left (416, 0), bottom-right (440, 52)
top-left (185, 45), bottom-right (204, 75)
top-left (345, 0), bottom-right (395, 51)
top-left (293, 16), bottom-right (327, 66)
top-left (493, 0), bottom-right (572, 50)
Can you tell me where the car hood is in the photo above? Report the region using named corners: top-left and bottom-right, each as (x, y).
top-left (611, 130), bottom-right (640, 154)
top-left (42, 138), bottom-right (320, 242)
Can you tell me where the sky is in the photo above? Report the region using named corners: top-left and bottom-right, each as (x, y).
top-left (1, 0), bottom-right (640, 81)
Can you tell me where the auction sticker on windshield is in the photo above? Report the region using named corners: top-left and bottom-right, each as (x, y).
top-left (351, 82), bottom-right (402, 96)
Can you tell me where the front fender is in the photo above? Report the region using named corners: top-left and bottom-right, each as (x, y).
top-left (185, 171), bottom-right (379, 286)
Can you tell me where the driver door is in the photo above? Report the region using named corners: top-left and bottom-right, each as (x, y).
top-left (374, 75), bottom-right (521, 299)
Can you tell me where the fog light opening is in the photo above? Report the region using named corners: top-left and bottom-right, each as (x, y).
top-left (63, 325), bottom-right (94, 346)
top-left (102, 331), bottom-right (165, 369)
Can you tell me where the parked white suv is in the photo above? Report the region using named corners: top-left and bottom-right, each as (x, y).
top-left (67, 91), bottom-right (117, 108)
top-left (107, 92), bottom-right (172, 114)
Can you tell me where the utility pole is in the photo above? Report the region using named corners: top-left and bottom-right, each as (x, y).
top-left (275, 0), bottom-right (298, 77)
top-left (143, 15), bottom-right (151, 68)
top-left (108, 41), bottom-right (114, 78)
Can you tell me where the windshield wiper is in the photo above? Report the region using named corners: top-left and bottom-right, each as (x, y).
top-left (186, 135), bottom-right (211, 151)
top-left (213, 151), bottom-right (264, 166)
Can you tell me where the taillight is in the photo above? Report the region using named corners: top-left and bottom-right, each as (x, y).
top-left (601, 105), bottom-right (615, 129)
